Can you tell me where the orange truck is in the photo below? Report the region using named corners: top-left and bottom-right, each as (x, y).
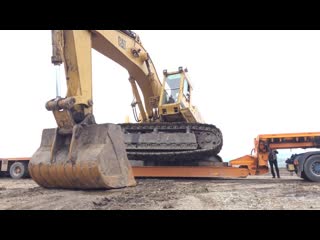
top-left (229, 132), bottom-right (320, 182)
top-left (0, 158), bottom-right (30, 179)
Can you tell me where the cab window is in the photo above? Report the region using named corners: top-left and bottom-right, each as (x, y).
top-left (183, 79), bottom-right (190, 102)
top-left (163, 73), bottom-right (181, 104)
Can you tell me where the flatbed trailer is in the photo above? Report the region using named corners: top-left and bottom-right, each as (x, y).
top-left (0, 158), bottom-right (249, 179)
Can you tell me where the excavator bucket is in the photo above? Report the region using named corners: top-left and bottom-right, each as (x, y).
top-left (29, 123), bottom-right (136, 189)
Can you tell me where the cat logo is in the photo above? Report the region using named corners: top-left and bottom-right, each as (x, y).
top-left (118, 36), bottom-right (126, 49)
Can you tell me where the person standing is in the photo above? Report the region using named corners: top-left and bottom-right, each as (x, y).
top-left (269, 149), bottom-right (280, 178)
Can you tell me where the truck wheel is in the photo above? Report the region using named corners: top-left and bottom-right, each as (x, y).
top-left (9, 162), bottom-right (27, 179)
top-left (301, 171), bottom-right (310, 181)
top-left (303, 156), bottom-right (320, 182)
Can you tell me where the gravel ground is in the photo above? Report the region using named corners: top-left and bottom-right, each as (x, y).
top-left (0, 169), bottom-right (319, 210)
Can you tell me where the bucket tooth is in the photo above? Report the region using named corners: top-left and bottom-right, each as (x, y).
top-left (29, 123), bottom-right (136, 189)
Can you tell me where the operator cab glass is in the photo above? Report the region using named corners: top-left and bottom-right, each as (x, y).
top-left (183, 78), bottom-right (190, 102)
top-left (162, 73), bottom-right (181, 104)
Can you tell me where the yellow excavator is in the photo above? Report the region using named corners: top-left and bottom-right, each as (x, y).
top-left (29, 30), bottom-right (223, 189)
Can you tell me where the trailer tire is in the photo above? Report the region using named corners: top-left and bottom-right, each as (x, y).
top-left (23, 162), bottom-right (30, 178)
top-left (303, 155), bottom-right (320, 182)
top-left (9, 162), bottom-right (27, 179)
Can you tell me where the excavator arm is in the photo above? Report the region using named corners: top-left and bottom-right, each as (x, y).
top-left (48, 30), bottom-right (163, 131)
top-left (29, 30), bottom-right (167, 190)
top-left (30, 30), bottom-right (168, 189)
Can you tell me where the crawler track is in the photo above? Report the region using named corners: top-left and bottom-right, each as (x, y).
top-left (120, 122), bottom-right (223, 163)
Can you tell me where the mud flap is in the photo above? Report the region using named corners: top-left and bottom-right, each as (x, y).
top-left (29, 124), bottom-right (136, 189)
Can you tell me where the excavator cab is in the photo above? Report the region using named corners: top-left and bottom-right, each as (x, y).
top-left (159, 67), bottom-right (204, 123)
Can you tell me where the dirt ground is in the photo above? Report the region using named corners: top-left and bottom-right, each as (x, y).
top-left (0, 168), bottom-right (319, 210)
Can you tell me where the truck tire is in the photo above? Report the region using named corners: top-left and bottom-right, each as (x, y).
top-left (301, 171), bottom-right (310, 181)
top-left (303, 155), bottom-right (320, 182)
top-left (9, 162), bottom-right (27, 179)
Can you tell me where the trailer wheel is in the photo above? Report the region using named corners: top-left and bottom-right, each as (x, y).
top-left (9, 162), bottom-right (27, 179)
top-left (23, 162), bottom-right (30, 178)
top-left (303, 156), bottom-right (320, 182)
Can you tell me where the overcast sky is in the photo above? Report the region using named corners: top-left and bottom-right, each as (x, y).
top-left (1, 30), bottom-right (320, 160)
